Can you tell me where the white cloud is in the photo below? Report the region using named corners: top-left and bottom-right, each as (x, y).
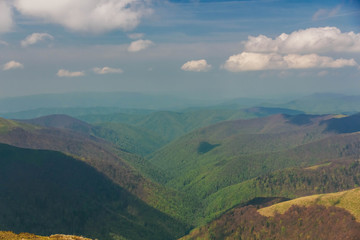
top-left (127, 33), bottom-right (144, 39)
top-left (3, 61), bottom-right (24, 71)
top-left (312, 5), bottom-right (341, 20)
top-left (223, 52), bottom-right (357, 72)
top-left (0, 40), bottom-right (8, 46)
top-left (93, 67), bottom-right (123, 74)
top-left (57, 69), bottom-right (85, 77)
top-left (13, 0), bottom-right (152, 33)
top-left (284, 54), bottom-right (357, 69)
top-left (244, 27), bottom-right (360, 53)
top-left (21, 33), bottom-right (54, 47)
top-left (128, 39), bottom-right (154, 52)
top-left (181, 59), bottom-right (211, 72)
top-left (0, 1), bottom-right (14, 33)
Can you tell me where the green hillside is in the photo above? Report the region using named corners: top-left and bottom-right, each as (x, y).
top-left (92, 122), bottom-right (166, 156)
top-left (148, 114), bottom-right (333, 189)
top-left (146, 113), bottom-right (360, 223)
top-left (0, 117), bottom-right (198, 226)
top-left (0, 143), bottom-right (187, 240)
top-left (79, 107), bottom-right (303, 143)
top-left (21, 114), bottom-right (166, 156)
top-left (203, 159), bottom-right (360, 220)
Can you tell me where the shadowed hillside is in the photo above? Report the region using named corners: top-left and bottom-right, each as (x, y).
top-left (0, 117), bottom-right (198, 226)
top-left (0, 143), bottom-right (187, 240)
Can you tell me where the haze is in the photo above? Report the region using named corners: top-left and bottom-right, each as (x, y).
top-left (0, 0), bottom-right (360, 100)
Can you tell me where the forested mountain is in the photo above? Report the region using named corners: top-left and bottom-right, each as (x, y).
top-left (0, 143), bottom-right (186, 240)
top-left (3, 111), bottom-right (360, 239)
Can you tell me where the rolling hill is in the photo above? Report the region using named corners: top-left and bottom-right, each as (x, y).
top-left (79, 107), bottom-right (303, 144)
top-left (146, 113), bottom-right (360, 223)
top-left (0, 143), bottom-right (187, 240)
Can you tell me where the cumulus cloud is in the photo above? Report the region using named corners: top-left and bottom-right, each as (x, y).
top-left (128, 39), bottom-right (154, 52)
top-left (13, 0), bottom-right (152, 33)
top-left (0, 1), bottom-right (14, 33)
top-left (312, 5), bottom-right (341, 20)
top-left (57, 69), bottom-right (85, 77)
top-left (127, 33), bottom-right (144, 39)
top-left (223, 52), bottom-right (357, 72)
top-left (93, 67), bottom-right (123, 74)
top-left (244, 27), bottom-right (360, 53)
top-left (3, 61), bottom-right (24, 71)
top-left (181, 59), bottom-right (212, 72)
top-left (21, 33), bottom-right (54, 47)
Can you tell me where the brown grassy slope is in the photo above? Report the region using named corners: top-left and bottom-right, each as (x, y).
top-left (180, 204), bottom-right (360, 240)
top-left (0, 231), bottom-right (91, 240)
top-left (258, 187), bottom-right (360, 221)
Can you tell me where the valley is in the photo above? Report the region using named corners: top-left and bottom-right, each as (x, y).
top-left (1, 93), bottom-right (360, 239)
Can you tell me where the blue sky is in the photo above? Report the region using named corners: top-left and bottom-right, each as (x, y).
top-left (0, 0), bottom-right (360, 99)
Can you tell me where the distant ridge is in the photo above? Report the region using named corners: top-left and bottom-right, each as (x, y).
top-left (0, 92), bottom-right (208, 113)
top-left (20, 114), bottom-right (93, 134)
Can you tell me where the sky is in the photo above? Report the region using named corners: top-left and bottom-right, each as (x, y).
top-left (0, 0), bottom-right (360, 100)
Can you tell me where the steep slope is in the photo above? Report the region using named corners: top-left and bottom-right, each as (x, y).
top-left (0, 117), bottom-right (198, 226)
top-left (20, 114), bottom-right (165, 156)
top-left (0, 143), bottom-right (187, 240)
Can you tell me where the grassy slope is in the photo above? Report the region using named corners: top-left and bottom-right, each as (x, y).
top-left (258, 187), bottom-right (360, 220)
top-left (0, 143), bottom-right (187, 240)
top-left (0, 231), bottom-right (91, 240)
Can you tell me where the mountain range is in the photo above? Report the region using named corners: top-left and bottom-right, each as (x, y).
top-left (1, 93), bottom-right (360, 239)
